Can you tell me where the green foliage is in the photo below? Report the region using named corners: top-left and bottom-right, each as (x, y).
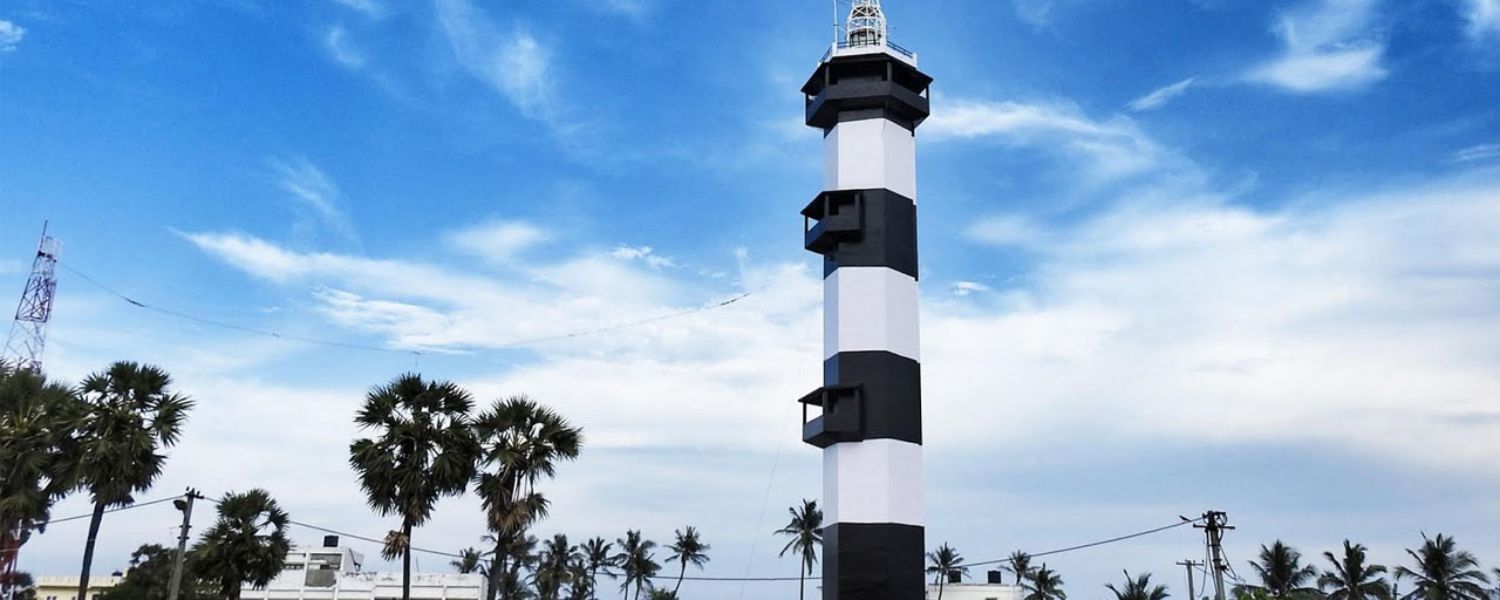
top-left (666, 526), bottom-right (710, 595)
top-left (349, 373), bottom-right (479, 598)
top-left (190, 489), bottom-right (292, 600)
top-left (1244, 541), bottom-right (1321, 600)
top-left (452, 547), bottom-right (486, 575)
top-left (1025, 564), bottom-right (1068, 600)
top-left (1009, 551), bottom-right (1037, 586)
top-left (578, 536), bottom-right (614, 600)
top-left (927, 543), bottom-right (969, 600)
top-left (1107, 571), bottom-right (1171, 600)
top-left (99, 544), bottom-right (213, 600)
top-left (533, 533), bottom-right (576, 600)
top-left (1320, 541), bottom-right (1392, 600)
top-left (472, 395), bottom-right (582, 600)
top-left (0, 366), bottom-right (82, 555)
top-left (647, 591), bottom-right (678, 600)
top-left (775, 499), bottom-right (823, 600)
top-left (1394, 534), bottom-right (1491, 600)
top-left (614, 530), bottom-right (660, 600)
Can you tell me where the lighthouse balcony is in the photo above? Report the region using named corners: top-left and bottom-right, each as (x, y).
top-left (799, 384), bottom-right (864, 449)
top-left (803, 53), bottom-right (932, 131)
top-left (803, 190), bottom-right (865, 255)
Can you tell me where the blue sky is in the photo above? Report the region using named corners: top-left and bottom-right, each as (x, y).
top-left (3, 0), bottom-right (1500, 597)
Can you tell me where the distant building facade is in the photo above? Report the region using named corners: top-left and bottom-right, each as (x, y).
top-left (926, 571), bottom-right (1026, 600)
top-left (238, 536), bottom-right (485, 600)
top-left (34, 575), bottom-right (122, 600)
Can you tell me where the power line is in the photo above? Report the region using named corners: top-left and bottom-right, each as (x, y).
top-left (0, 495), bottom-right (188, 555)
top-left (57, 261), bottom-right (755, 357)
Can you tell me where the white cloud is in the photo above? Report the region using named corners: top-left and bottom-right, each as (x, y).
top-left (1248, 0), bottom-right (1388, 93)
top-left (609, 245), bottom-right (676, 269)
top-left (964, 214), bottom-right (1045, 248)
top-left (1468, 0), bottom-right (1500, 37)
top-left (433, 0), bottom-right (558, 121)
top-left (328, 0), bottom-right (385, 19)
top-left (445, 220), bottom-right (550, 264)
top-left (1129, 78), bottom-right (1197, 111)
top-left (1453, 143), bottom-right (1500, 163)
top-left (0, 19), bottom-right (25, 52)
top-left (1011, 0), bottom-right (1056, 29)
top-left (951, 281), bottom-right (993, 296)
top-left (268, 156), bottom-right (357, 241)
top-left (324, 25), bottom-right (365, 70)
top-left (926, 98), bottom-right (1175, 183)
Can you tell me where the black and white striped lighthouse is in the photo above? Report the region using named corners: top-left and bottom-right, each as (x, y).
top-left (797, 1), bottom-right (931, 599)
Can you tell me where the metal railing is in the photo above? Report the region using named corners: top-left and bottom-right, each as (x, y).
top-left (821, 38), bottom-right (916, 62)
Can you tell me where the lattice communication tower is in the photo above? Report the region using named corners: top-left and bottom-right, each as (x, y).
top-left (3, 224), bottom-right (60, 372)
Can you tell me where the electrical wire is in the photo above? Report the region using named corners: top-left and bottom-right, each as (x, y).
top-left (58, 261), bottom-right (755, 357)
top-left (0, 495), bottom-right (188, 555)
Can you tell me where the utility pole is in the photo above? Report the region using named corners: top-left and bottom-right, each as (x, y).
top-left (1194, 511), bottom-right (1235, 600)
top-left (168, 489), bottom-right (204, 600)
top-left (1177, 559), bottom-right (1204, 600)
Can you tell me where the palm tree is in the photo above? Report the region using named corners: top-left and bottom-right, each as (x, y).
top-left (580, 537), bottom-right (614, 600)
top-left (71, 361), bottom-right (193, 600)
top-left (453, 548), bottom-right (486, 575)
top-left (0, 366), bottom-right (81, 575)
top-left (1108, 571), bottom-right (1171, 600)
top-left (1490, 570), bottom-right (1498, 600)
top-left (1320, 541), bottom-right (1392, 600)
top-left (1025, 564), bottom-right (1067, 600)
top-left (349, 373), bottom-right (479, 600)
top-left (191, 489), bottom-right (291, 599)
top-left (927, 543), bottom-right (968, 600)
top-left (775, 499), bottom-right (823, 600)
top-left (646, 591), bottom-right (677, 600)
top-left (1244, 541), bottom-right (1320, 599)
top-left (1394, 534), bottom-right (1490, 600)
top-left (614, 530), bottom-right (660, 600)
top-left (473, 396), bottom-right (583, 600)
top-left (1009, 551), bottom-right (1037, 586)
top-left (534, 534), bottom-right (576, 600)
top-left (666, 526), bottom-right (710, 595)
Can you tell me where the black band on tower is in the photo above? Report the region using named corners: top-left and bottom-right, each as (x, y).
top-left (803, 189), bottom-right (919, 280)
top-left (803, 54), bottom-right (933, 132)
top-left (822, 523), bottom-right (927, 600)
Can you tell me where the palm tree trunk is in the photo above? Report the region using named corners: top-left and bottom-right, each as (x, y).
top-left (799, 567), bottom-right (806, 600)
top-left (77, 501), bottom-right (105, 600)
top-left (487, 541), bottom-right (503, 600)
top-left (939, 579), bottom-right (946, 600)
top-left (674, 562), bottom-right (686, 595)
top-left (402, 520), bottom-right (413, 600)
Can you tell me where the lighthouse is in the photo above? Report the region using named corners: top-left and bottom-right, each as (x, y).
top-left (797, 1), bottom-right (931, 599)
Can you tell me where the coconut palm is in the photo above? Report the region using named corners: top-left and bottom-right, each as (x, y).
top-left (1108, 571), bottom-right (1171, 600)
top-left (927, 543), bottom-right (968, 600)
top-left (666, 526), bottom-right (710, 595)
top-left (534, 534), bottom-right (576, 600)
top-left (614, 530), bottom-right (660, 600)
top-left (473, 396), bottom-right (583, 600)
top-left (1009, 551), bottom-right (1037, 586)
top-left (71, 361), bottom-right (193, 600)
top-left (775, 499), bottom-right (823, 600)
top-left (0, 365), bottom-right (81, 576)
top-left (1243, 541), bottom-right (1320, 600)
top-left (1319, 541), bottom-right (1392, 600)
top-left (191, 489), bottom-right (291, 599)
top-left (349, 373), bottom-right (479, 600)
top-left (1025, 564), bottom-right (1068, 600)
top-left (453, 548), bottom-right (486, 575)
top-left (579, 537), bottom-right (615, 600)
top-left (1394, 534), bottom-right (1490, 600)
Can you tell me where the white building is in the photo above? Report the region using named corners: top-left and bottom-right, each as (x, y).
top-left (926, 571), bottom-right (1027, 600)
top-left (238, 536), bottom-right (485, 600)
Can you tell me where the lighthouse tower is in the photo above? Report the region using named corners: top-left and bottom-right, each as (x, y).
top-left (798, 2), bottom-right (931, 599)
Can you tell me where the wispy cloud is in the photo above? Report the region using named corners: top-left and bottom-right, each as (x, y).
top-left (1010, 0), bottom-right (1057, 29)
top-left (323, 25), bottom-right (365, 70)
top-left (433, 0), bottom-right (558, 121)
top-left (1452, 143), bottom-right (1500, 163)
top-left (268, 156), bottom-right (357, 241)
top-left (0, 19), bottom-right (25, 53)
top-left (951, 281), bottom-right (993, 296)
top-left (1247, 0), bottom-right (1388, 93)
top-left (445, 220), bottom-right (550, 264)
top-left (328, 0), bottom-right (385, 19)
top-left (1467, 0), bottom-right (1500, 37)
top-left (609, 245), bottom-right (677, 269)
top-left (926, 98), bottom-right (1174, 183)
top-left (1129, 78), bottom-right (1197, 111)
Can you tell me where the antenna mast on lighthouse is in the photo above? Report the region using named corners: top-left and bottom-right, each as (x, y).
top-left (3, 224), bottom-right (61, 372)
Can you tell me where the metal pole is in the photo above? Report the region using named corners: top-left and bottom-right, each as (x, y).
top-left (1194, 511), bottom-right (1234, 600)
top-left (168, 489), bottom-right (202, 600)
top-left (1177, 560), bottom-right (1201, 600)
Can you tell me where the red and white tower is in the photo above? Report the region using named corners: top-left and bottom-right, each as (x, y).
top-left (3, 225), bottom-right (60, 372)
top-left (798, 2), bottom-right (931, 598)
